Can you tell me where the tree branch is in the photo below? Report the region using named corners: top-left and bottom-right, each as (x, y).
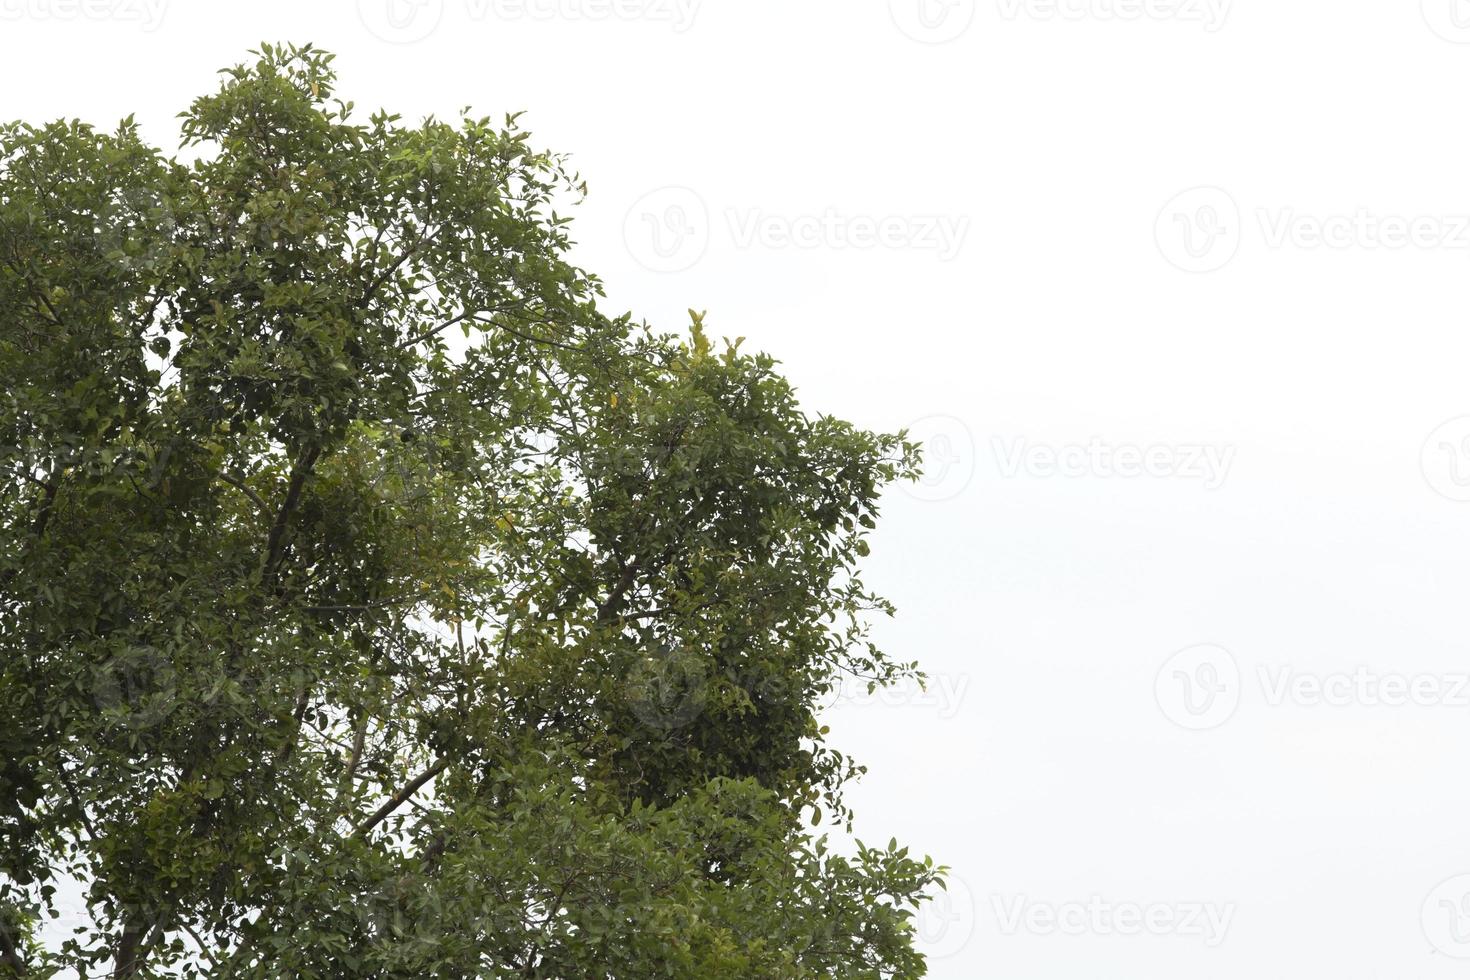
top-left (218, 470), bottom-right (269, 515)
top-left (111, 917), bottom-right (152, 979)
top-left (261, 444), bottom-right (321, 588)
top-left (350, 758), bottom-right (449, 839)
top-left (0, 911), bottom-right (27, 978)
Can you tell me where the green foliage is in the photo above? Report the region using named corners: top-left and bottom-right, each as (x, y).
top-left (0, 44), bottom-right (937, 979)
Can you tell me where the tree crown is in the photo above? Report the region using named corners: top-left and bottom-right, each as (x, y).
top-left (0, 44), bottom-right (939, 979)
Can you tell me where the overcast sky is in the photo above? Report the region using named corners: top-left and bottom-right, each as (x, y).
top-left (9, 1), bottom-right (1470, 976)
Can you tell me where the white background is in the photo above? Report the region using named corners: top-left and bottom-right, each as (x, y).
top-left (8, 1), bottom-right (1470, 976)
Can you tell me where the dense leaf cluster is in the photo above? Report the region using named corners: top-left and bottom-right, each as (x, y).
top-left (0, 45), bottom-right (938, 978)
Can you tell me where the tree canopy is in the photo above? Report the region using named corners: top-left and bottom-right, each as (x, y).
top-left (0, 44), bottom-right (940, 978)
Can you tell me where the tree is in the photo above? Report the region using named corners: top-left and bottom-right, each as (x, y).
top-left (0, 44), bottom-right (941, 979)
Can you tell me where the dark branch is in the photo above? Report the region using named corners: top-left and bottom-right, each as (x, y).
top-left (350, 758), bottom-right (450, 839)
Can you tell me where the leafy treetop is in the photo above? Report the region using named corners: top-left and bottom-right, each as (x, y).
top-left (0, 43), bottom-right (938, 979)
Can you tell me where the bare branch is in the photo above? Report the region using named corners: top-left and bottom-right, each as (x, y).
top-left (350, 757), bottom-right (450, 839)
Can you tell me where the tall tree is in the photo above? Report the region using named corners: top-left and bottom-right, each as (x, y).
top-left (0, 44), bottom-right (940, 979)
